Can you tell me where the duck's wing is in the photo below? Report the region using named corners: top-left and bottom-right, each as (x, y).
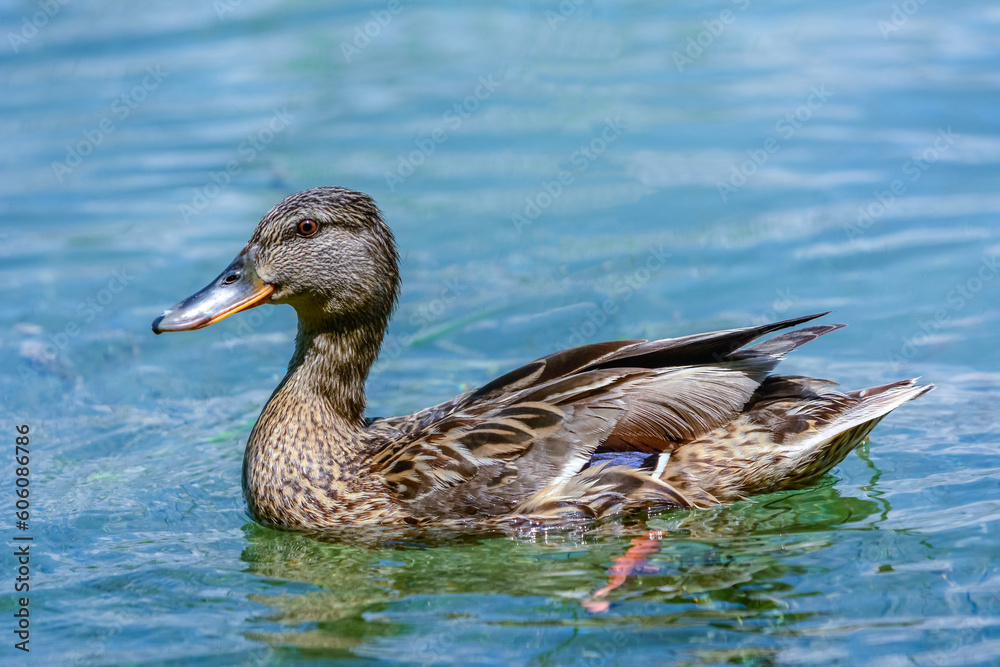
top-left (368, 312), bottom-right (831, 437)
top-left (465, 312), bottom-right (831, 403)
top-left (369, 313), bottom-right (838, 518)
top-left (370, 363), bottom-right (758, 517)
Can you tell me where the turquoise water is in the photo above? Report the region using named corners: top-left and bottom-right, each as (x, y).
top-left (3, 0), bottom-right (999, 664)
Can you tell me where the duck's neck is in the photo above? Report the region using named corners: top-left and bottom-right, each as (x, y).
top-left (285, 320), bottom-right (380, 424)
top-left (242, 318), bottom-right (387, 526)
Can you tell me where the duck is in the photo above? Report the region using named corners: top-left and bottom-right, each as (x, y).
top-left (152, 186), bottom-right (934, 531)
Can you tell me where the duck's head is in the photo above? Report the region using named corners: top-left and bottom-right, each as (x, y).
top-left (152, 187), bottom-right (400, 336)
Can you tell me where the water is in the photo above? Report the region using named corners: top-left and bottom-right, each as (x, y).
top-left (2, 0), bottom-right (999, 664)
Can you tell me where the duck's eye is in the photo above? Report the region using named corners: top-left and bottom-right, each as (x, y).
top-left (296, 219), bottom-right (319, 237)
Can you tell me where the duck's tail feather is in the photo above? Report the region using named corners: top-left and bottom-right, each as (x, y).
top-left (740, 322), bottom-right (846, 358)
top-left (657, 376), bottom-right (934, 503)
top-left (765, 378), bottom-right (935, 490)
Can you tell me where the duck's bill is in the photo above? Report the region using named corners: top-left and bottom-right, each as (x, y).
top-left (152, 253), bottom-right (274, 334)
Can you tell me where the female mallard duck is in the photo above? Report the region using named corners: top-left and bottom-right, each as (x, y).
top-left (153, 187), bottom-right (933, 530)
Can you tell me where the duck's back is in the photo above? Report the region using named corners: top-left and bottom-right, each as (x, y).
top-left (363, 313), bottom-right (932, 524)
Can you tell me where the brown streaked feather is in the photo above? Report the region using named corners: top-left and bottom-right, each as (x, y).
top-left (577, 312), bottom-right (831, 371)
top-left (367, 315), bottom-right (841, 452)
top-left (468, 340), bottom-right (643, 403)
top-left (741, 323), bottom-right (846, 358)
top-left (746, 375), bottom-right (856, 443)
top-left (659, 376), bottom-right (935, 503)
top-left (399, 402), bottom-right (623, 518)
top-left (461, 313), bottom-right (833, 409)
top-left (601, 362), bottom-right (769, 452)
top-left (512, 463), bottom-right (701, 522)
top-left (370, 399), bottom-right (572, 510)
top-left (371, 356), bottom-right (784, 517)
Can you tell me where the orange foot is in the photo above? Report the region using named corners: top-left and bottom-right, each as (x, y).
top-left (583, 530), bottom-right (666, 613)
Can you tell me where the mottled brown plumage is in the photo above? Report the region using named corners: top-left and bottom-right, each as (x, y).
top-left (152, 187), bottom-right (934, 530)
